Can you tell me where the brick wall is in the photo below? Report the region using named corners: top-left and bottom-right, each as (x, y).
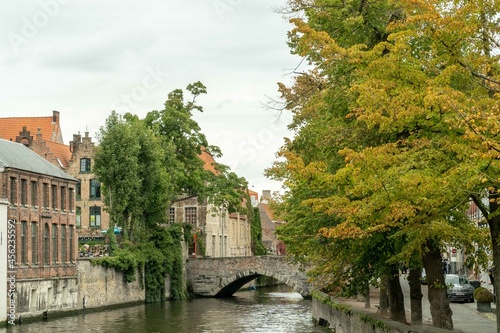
top-left (1, 169), bottom-right (78, 280)
top-left (66, 132), bottom-right (110, 237)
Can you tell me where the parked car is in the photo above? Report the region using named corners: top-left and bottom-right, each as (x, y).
top-left (445, 274), bottom-right (474, 303)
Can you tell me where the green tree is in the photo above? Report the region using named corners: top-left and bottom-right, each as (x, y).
top-left (269, 0), bottom-right (496, 328)
top-left (94, 112), bottom-right (173, 238)
top-left (144, 81), bottom-right (210, 199)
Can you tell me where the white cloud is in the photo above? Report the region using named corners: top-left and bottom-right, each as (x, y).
top-left (0, 0), bottom-right (299, 195)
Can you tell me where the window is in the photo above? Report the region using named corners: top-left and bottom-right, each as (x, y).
top-left (90, 179), bottom-right (101, 199)
top-left (69, 188), bottom-right (74, 212)
top-left (169, 207), bottom-right (175, 224)
top-left (61, 225), bottom-right (66, 263)
top-left (51, 185), bottom-right (57, 210)
top-left (31, 181), bottom-right (38, 208)
top-left (69, 226), bottom-right (74, 262)
top-left (76, 207), bottom-right (81, 228)
top-left (31, 223), bottom-right (37, 265)
top-left (90, 206), bottom-right (101, 228)
top-left (43, 183), bottom-right (49, 209)
top-left (185, 207), bottom-right (197, 225)
top-left (60, 186), bottom-right (66, 211)
top-left (21, 179), bottom-right (28, 206)
top-left (9, 177), bottom-right (17, 205)
top-left (52, 224), bottom-right (58, 264)
top-left (76, 181), bottom-right (81, 200)
top-left (21, 222), bottom-right (27, 265)
top-left (80, 158), bottom-right (91, 172)
top-left (43, 223), bottom-right (50, 265)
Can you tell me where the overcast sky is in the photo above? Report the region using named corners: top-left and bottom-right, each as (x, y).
top-left (1, 0), bottom-right (301, 196)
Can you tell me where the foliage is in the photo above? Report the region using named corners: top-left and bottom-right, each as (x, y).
top-left (144, 82), bottom-right (210, 200)
top-left (94, 224), bottom-right (187, 301)
top-left (93, 246), bottom-right (140, 283)
top-left (269, 0), bottom-right (500, 328)
top-left (94, 82), bottom-right (250, 302)
top-left (474, 287), bottom-right (495, 303)
top-left (250, 207), bottom-right (267, 255)
top-left (94, 111), bottom-right (173, 239)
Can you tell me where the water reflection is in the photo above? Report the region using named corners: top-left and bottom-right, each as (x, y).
top-left (2, 285), bottom-right (321, 333)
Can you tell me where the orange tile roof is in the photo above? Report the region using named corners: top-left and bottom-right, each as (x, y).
top-left (45, 141), bottom-right (72, 168)
top-left (200, 149), bottom-right (217, 173)
top-left (0, 115), bottom-right (63, 144)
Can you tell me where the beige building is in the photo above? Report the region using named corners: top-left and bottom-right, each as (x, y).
top-left (168, 150), bottom-right (252, 258)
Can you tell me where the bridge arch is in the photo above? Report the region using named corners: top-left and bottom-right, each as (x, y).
top-left (186, 256), bottom-right (310, 298)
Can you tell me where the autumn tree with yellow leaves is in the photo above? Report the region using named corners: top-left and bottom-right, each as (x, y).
top-left (269, 0), bottom-right (499, 330)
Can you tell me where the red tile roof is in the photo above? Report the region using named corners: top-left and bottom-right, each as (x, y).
top-left (200, 149), bottom-right (217, 173)
top-left (0, 112), bottom-right (70, 169)
top-left (45, 141), bottom-right (72, 168)
top-left (0, 114), bottom-right (63, 144)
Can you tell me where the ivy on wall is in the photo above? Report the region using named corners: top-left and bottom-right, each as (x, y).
top-left (94, 224), bottom-right (187, 302)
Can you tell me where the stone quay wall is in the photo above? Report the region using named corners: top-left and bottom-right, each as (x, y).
top-left (312, 290), bottom-right (454, 333)
top-left (6, 258), bottom-right (145, 323)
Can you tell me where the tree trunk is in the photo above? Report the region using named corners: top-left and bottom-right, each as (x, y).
top-left (386, 264), bottom-right (406, 323)
top-left (487, 192), bottom-right (500, 333)
top-left (379, 276), bottom-right (389, 315)
top-left (364, 281), bottom-right (370, 309)
top-left (407, 267), bottom-right (423, 325)
top-left (422, 240), bottom-right (453, 330)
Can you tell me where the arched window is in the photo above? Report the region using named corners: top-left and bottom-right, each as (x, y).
top-left (52, 224), bottom-right (58, 264)
top-left (44, 223), bottom-right (50, 265)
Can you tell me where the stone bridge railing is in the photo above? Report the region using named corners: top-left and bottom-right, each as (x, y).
top-left (186, 255), bottom-right (310, 298)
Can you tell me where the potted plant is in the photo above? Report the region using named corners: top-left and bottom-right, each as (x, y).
top-left (474, 287), bottom-right (495, 312)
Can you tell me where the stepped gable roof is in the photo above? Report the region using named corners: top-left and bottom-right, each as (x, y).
top-left (0, 112), bottom-right (64, 144)
top-left (0, 139), bottom-right (76, 181)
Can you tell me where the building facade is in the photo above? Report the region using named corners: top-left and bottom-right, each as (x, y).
top-left (0, 139), bottom-right (78, 280)
top-left (67, 132), bottom-right (110, 237)
top-left (0, 112), bottom-right (110, 240)
top-left (258, 190), bottom-right (286, 255)
top-left (168, 150), bottom-right (252, 258)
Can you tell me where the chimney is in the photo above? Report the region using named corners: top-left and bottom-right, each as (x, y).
top-left (52, 110), bottom-right (60, 124)
top-left (262, 190), bottom-right (271, 199)
top-left (36, 128), bottom-right (42, 141)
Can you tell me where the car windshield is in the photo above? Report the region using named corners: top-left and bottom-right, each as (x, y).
top-left (445, 275), bottom-right (469, 284)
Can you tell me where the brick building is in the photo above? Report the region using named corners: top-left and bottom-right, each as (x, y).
top-left (0, 138), bottom-right (78, 279)
top-left (0, 112), bottom-right (110, 239)
top-left (67, 132), bottom-right (110, 237)
top-left (258, 190), bottom-right (286, 255)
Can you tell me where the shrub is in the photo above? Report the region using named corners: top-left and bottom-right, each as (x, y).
top-left (474, 287), bottom-right (495, 303)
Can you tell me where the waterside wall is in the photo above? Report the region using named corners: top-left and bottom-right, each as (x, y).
top-left (5, 258), bottom-right (146, 324)
top-left (312, 290), bottom-right (454, 333)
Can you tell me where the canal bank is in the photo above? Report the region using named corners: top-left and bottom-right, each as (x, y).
top-left (1, 285), bottom-right (319, 333)
top-left (311, 290), bottom-right (482, 333)
top-left (1, 258), bottom-right (149, 326)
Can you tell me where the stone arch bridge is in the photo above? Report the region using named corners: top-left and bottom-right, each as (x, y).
top-left (186, 255), bottom-right (310, 298)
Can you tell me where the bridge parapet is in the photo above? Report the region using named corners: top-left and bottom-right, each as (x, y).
top-left (186, 255), bottom-right (310, 298)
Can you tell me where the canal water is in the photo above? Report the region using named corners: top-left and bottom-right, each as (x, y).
top-left (2, 285), bottom-right (321, 333)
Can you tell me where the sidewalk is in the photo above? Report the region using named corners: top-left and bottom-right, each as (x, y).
top-left (335, 286), bottom-right (497, 333)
